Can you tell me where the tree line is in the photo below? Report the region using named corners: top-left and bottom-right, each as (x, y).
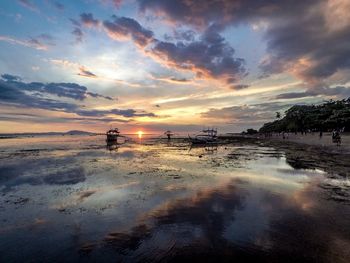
top-left (259, 98), bottom-right (350, 133)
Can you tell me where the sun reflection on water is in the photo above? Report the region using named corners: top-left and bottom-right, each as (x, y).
top-left (137, 130), bottom-right (143, 139)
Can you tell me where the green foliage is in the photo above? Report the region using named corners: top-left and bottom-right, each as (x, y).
top-left (276, 111), bottom-right (281, 119)
top-left (242, 128), bottom-right (259, 135)
top-left (259, 98), bottom-right (350, 133)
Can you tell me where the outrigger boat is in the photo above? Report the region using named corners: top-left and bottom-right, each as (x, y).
top-left (106, 128), bottom-right (120, 143)
top-left (164, 130), bottom-right (174, 139)
top-left (189, 128), bottom-right (218, 144)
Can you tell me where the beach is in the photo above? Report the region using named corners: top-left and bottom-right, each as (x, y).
top-left (266, 132), bottom-right (350, 152)
top-left (223, 132), bottom-right (350, 154)
top-left (0, 135), bottom-right (349, 262)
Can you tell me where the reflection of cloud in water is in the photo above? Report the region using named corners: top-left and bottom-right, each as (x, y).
top-left (260, 183), bottom-right (350, 262)
top-left (91, 178), bottom-right (350, 262)
top-left (0, 164), bottom-right (86, 191)
top-left (100, 180), bottom-right (248, 258)
top-left (1, 137), bottom-right (350, 262)
top-left (54, 181), bottom-right (140, 209)
top-left (43, 167), bottom-right (85, 185)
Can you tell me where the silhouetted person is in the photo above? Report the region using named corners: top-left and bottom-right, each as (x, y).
top-left (164, 130), bottom-right (173, 140)
top-left (319, 130), bottom-right (323, 138)
top-left (332, 129), bottom-right (341, 146)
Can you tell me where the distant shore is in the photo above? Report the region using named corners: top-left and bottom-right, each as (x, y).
top-left (2, 131), bottom-right (350, 155)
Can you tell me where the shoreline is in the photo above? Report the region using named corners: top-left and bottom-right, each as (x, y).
top-left (220, 132), bottom-right (350, 155)
top-left (219, 134), bottom-right (350, 177)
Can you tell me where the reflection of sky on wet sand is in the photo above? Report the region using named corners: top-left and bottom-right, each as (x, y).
top-left (0, 136), bottom-right (349, 262)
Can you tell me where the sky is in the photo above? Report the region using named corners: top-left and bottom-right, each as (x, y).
top-left (0, 0), bottom-right (350, 133)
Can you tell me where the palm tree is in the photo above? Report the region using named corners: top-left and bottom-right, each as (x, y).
top-left (276, 111), bottom-right (281, 119)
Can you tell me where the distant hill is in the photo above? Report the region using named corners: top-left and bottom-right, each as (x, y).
top-left (65, 130), bottom-right (95, 135)
top-left (0, 130), bottom-right (96, 138)
top-left (259, 98), bottom-right (350, 133)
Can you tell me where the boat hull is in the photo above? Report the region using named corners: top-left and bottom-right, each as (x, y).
top-left (188, 135), bottom-right (218, 144)
top-left (106, 134), bottom-right (119, 142)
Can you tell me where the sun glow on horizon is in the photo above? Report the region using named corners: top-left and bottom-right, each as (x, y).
top-left (137, 130), bottom-right (143, 139)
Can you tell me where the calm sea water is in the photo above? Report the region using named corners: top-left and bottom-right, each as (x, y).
top-left (0, 135), bottom-right (349, 262)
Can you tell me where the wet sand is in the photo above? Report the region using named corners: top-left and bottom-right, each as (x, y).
top-left (233, 132), bottom-right (350, 154)
top-left (279, 132), bottom-right (350, 150)
top-left (0, 135), bottom-right (349, 262)
top-left (221, 135), bottom-right (350, 177)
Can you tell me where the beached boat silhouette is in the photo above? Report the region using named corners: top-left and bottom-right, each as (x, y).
top-left (106, 128), bottom-right (120, 143)
top-left (189, 128), bottom-right (218, 144)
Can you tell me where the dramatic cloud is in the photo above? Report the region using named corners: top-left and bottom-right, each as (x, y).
top-left (80, 12), bottom-right (246, 82)
top-left (0, 74), bottom-right (112, 101)
top-left (0, 74), bottom-right (156, 121)
top-left (80, 13), bottom-right (99, 27)
top-left (260, 1), bottom-right (350, 85)
top-left (138, 0), bottom-right (317, 29)
top-left (138, 0), bottom-right (236, 28)
top-left (138, 0), bottom-right (350, 90)
top-left (103, 16), bottom-right (154, 47)
top-left (151, 26), bottom-right (246, 80)
top-left (0, 79), bottom-right (78, 113)
top-left (3, 0), bottom-right (350, 132)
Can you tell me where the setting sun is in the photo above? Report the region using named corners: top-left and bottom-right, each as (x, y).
top-left (137, 130), bottom-right (143, 139)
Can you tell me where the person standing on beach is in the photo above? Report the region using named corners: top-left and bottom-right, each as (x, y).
top-left (319, 130), bottom-right (323, 139)
top-left (332, 129), bottom-right (341, 146)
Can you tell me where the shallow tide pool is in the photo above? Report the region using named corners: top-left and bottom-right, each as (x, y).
top-left (0, 135), bottom-right (349, 262)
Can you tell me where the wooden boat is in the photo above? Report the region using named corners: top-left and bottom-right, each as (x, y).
top-left (106, 128), bottom-right (120, 143)
top-left (189, 128), bottom-right (218, 144)
top-left (164, 130), bottom-right (174, 139)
